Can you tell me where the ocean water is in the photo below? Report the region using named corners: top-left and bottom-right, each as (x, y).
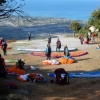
top-left (22, 0), bottom-right (100, 21)
top-left (1, 0), bottom-right (100, 40)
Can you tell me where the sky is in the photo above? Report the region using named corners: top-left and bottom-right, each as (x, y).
top-left (17, 0), bottom-right (100, 21)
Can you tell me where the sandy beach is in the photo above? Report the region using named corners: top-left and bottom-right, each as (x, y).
top-left (0, 35), bottom-right (100, 100)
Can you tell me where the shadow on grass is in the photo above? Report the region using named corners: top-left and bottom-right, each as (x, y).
top-left (0, 81), bottom-right (12, 100)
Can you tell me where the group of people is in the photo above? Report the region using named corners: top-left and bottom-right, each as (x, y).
top-left (45, 35), bottom-right (70, 60)
top-left (79, 32), bottom-right (95, 45)
top-left (0, 38), bottom-right (7, 55)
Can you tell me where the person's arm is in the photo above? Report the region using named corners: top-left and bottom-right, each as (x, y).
top-left (46, 47), bottom-right (48, 53)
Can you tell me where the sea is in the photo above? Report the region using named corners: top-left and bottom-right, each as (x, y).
top-left (1, 0), bottom-right (100, 40)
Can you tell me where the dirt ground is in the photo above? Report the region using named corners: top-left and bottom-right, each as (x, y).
top-left (0, 36), bottom-right (100, 100)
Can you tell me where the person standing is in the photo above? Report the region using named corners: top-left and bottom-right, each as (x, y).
top-left (0, 38), bottom-right (6, 49)
top-left (0, 38), bottom-right (2, 47)
top-left (56, 38), bottom-right (61, 52)
top-left (48, 35), bottom-right (51, 43)
top-left (91, 32), bottom-right (95, 43)
top-left (86, 32), bottom-right (90, 44)
top-left (64, 44), bottom-right (70, 56)
top-left (27, 32), bottom-right (31, 41)
top-left (2, 42), bottom-right (7, 55)
top-left (0, 54), bottom-right (7, 78)
top-left (88, 32), bottom-right (91, 41)
top-left (79, 35), bottom-right (84, 44)
top-left (45, 44), bottom-right (51, 60)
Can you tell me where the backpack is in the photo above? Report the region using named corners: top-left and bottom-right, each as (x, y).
top-left (54, 68), bottom-right (69, 85)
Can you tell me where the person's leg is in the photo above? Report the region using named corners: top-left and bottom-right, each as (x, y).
top-left (29, 37), bottom-right (31, 41)
top-left (93, 37), bottom-right (94, 42)
top-left (92, 37), bottom-right (93, 43)
top-left (4, 49), bottom-right (7, 55)
top-left (49, 56), bottom-right (51, 60)
top-left (59, 48), bottom-right (60, 52)
top-left (56, 47), bottom-right (57, 52)
top-left (2, 67), bottom-right (7, 78)
top-left (2, 70), bottom-right (6, 78)
top-left (80, 40), bottom-right (82, 44)
top-left (47, 56), bottom-right (48, 60)
top-left (48, 54), bottom-right (51, 60)
top-left (0, 68), bottom-right (2, 77)
top-left (81, 40), bottom-right (83, 44)
top-left (58, 48), bottom-right (60, 52)
top-left (3, 49), bottom-right (5, 55)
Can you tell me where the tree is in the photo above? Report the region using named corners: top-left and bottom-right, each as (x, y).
top-left (88, 8), bottom-right (100, 30)
top-left (79, 25), bottom-right (90, 36)
top-left (70, 20), bottom-right (81, 37)
top-left (0, 0), bottom-right (27, 19)
top-left (0, 0), bottom-right (35, 30)
top-left (0, 0), bottom-right (6, 4)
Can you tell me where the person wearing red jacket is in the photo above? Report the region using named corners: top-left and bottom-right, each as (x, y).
top-left (0, 54), bottom-right (7, 78)
top-left (91, 32), bottom-right (95, 43)
top-left (0, 38), bottom-right (3, 49)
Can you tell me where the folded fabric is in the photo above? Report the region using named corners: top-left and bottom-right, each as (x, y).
top-left (17, 73), bottom-right (46, 83)
top-left (7, 66), bottom-right (26, 75)
top-left (41, 60), bottom-right (60, 65)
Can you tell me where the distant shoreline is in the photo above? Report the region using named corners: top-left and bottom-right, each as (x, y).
top-left (0, 16), bottom-right (83, 40)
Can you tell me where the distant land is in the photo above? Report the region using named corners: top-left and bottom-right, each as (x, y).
top-left (0, 16), bottom-right (86, 40)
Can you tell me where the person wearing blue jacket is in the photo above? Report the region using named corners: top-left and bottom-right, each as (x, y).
top-left (64, 44), bottom-right (70, 56)
top-left (45, 43), bottom-right (51, 60)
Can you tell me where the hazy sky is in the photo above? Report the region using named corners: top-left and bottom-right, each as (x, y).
top-left (17, 0), bottom-right (100, 20)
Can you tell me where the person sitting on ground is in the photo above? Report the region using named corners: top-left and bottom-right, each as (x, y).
top-left (64, 44), bottom-right (70, 56)
top-left (96, 45), bottom-right (100, 49)
top-left (0, 54), bottom-right (7, 78)
top-left (56, 38), bottom-right (61, 52)
top-left (16, 59), bottom-right (25, 70)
